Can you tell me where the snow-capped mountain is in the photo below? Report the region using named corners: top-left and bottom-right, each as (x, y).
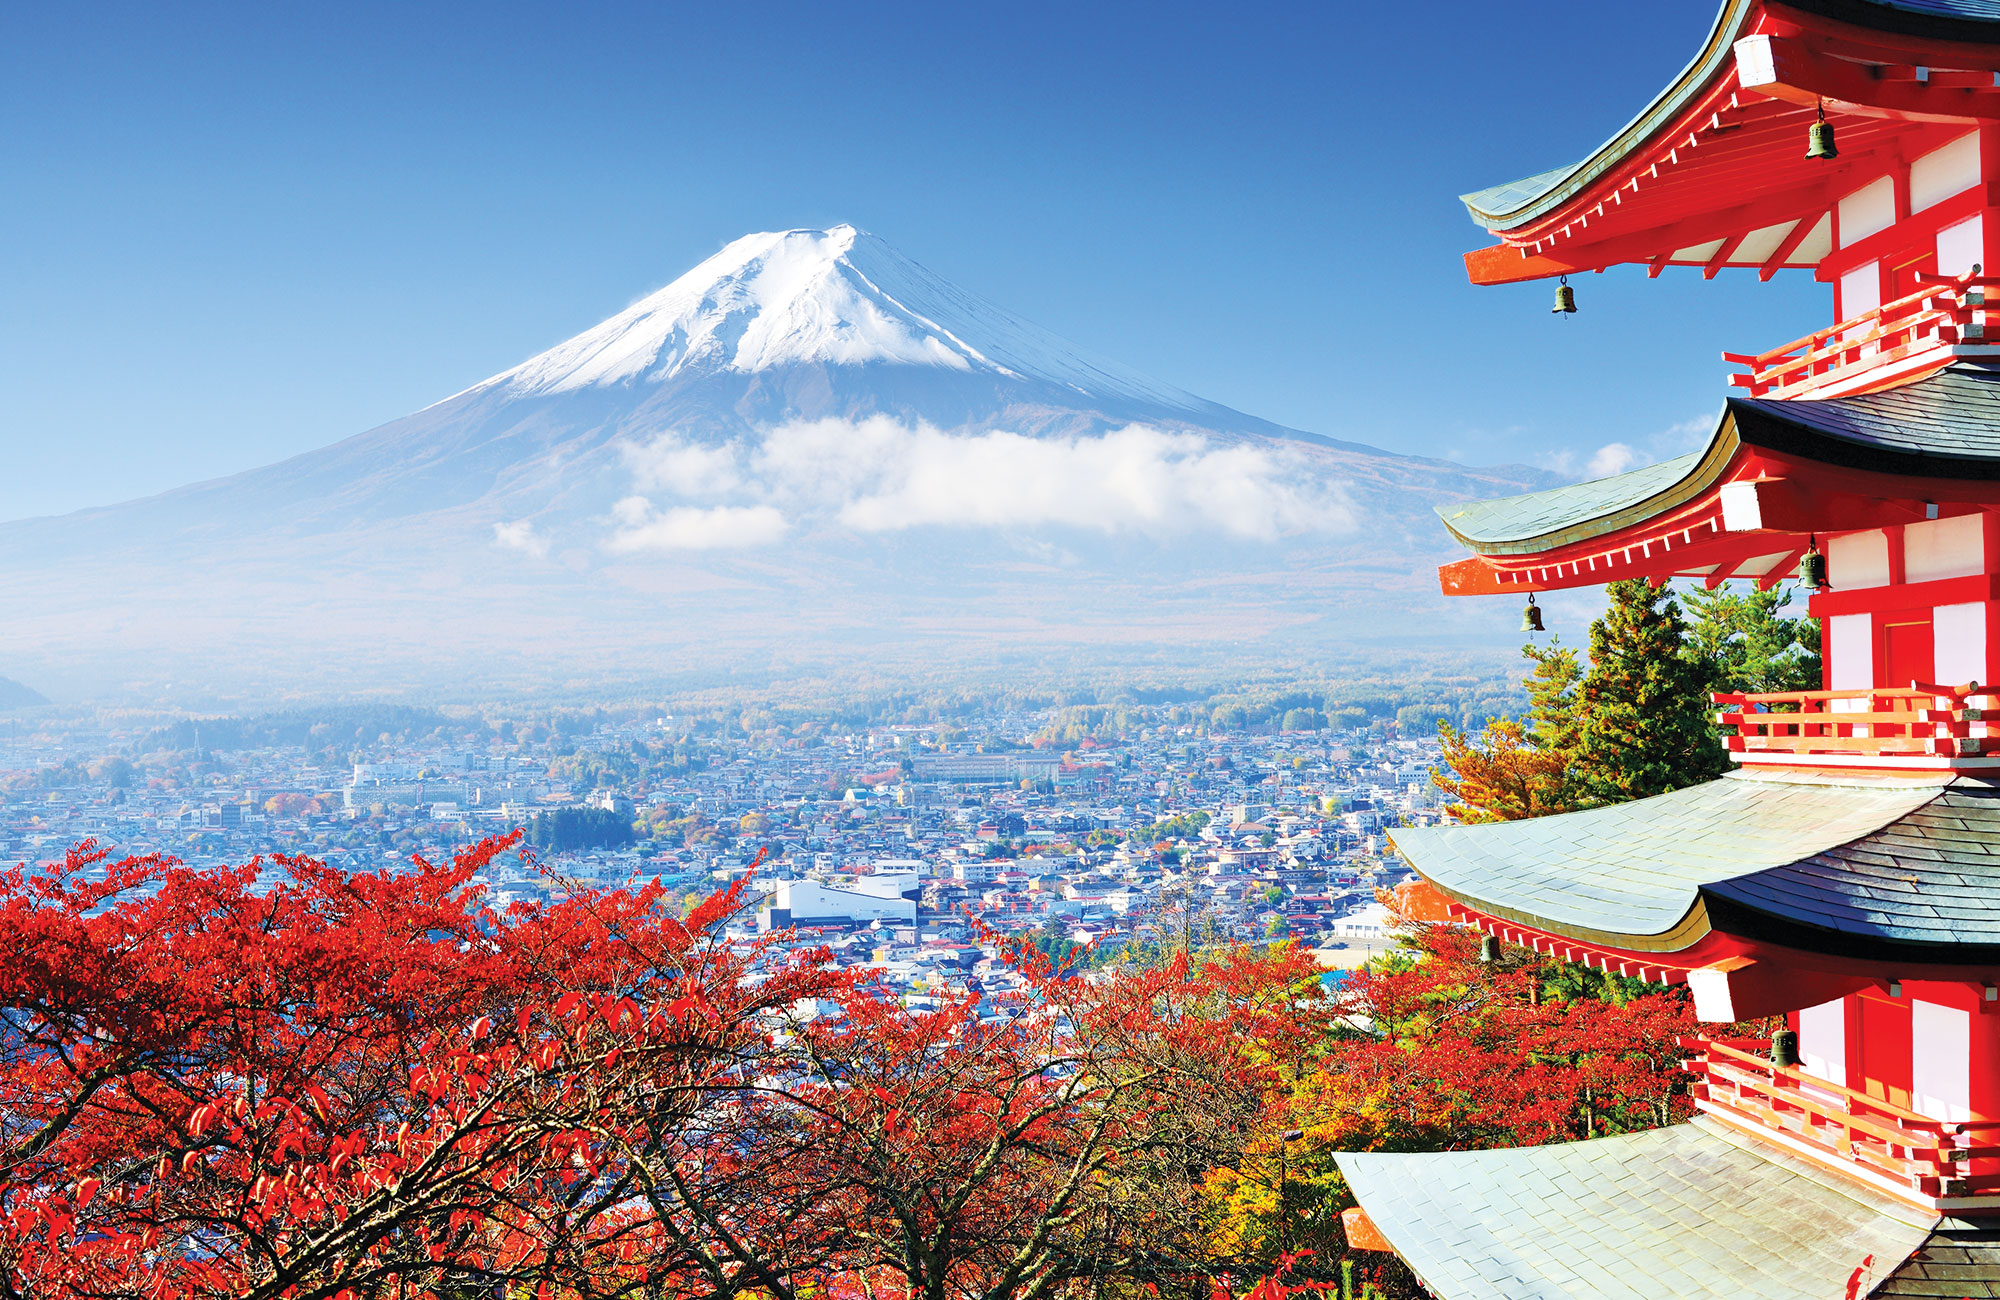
top-left (473, 225), bottom-right (1204, 411)
top-left (0, 227), bottom-right (1554, 701)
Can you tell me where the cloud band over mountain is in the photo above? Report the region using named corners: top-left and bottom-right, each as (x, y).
top-left (595, 418), bottom-right (1358, 552)
top-left (0, 226), bottom-right (1555, 698)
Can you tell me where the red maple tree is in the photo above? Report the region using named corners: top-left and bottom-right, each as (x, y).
top-left (0, 835), bottom-right (844, 1298)
top-left (0, 838), bottom-right (1715, 1300)
top-left (0, 838), bottom-right (1335, 1300)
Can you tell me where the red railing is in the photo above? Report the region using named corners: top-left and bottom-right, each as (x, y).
top-left (1724, 271), bottom-right (1996, 398)
top-left (1712, 682), bottom-right (1997, 761)
top-left (1683, 1036), bottom-right (2000, 1201)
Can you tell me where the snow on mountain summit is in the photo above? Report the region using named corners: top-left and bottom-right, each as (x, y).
top-left (477, 226), bottom-right (1207, 410)
top-left (0, 221), bottom-right (1570, 696)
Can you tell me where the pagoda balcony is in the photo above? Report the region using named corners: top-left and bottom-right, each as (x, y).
top-left (1712, 684), bottom-right (2000, 771)
top-left (1682, 1035), bottom-right (2000, 1209)
top-left (1725, 273), bottom-right (2000, 400)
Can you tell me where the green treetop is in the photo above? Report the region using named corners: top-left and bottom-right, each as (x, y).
top-left (1572, 580), bottom-right (1730, 804)
top-left (1682, 581), bottom-right (1822, 696)
top-left (1438, 578), bottom-right (1809, 821)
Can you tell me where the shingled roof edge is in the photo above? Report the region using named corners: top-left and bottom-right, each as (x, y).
top-left (1463, 0), bottom-right (2000, 232)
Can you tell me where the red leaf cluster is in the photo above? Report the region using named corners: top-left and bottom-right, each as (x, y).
top-left (0, 838), bottom-right (1333, 1300)
top-left (1301, 922), bottom-right (1697, 1156)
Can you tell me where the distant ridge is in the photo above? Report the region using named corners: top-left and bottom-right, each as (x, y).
top-left (0, 677), bottom-right (49, 709)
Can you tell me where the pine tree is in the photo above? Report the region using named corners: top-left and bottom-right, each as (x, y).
top-left (1434, 585), bottom-right (1747, 823)
top-left (1523, 638), bottom-right (1585, 755)
top-left (1573, 580), bottom-right (1729, 803)
top-left (1433, 716), bottom-right (1570, 823)
top-left (1682, 580), bottom-right (1822, 695)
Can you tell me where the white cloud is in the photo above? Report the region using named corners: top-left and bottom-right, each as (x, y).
top-left (605, 416), bottom-right (1356, 551)
top-left (1009, 536), bottom-right (1081, 566)
top-left (1584, 442), bottom-right (1641, 479)
top-left (492, 520), bottom-right (550, 558)
top-left (604, 500), bottom-right (789, 553)
top-left (623, 434), bottom-right (744, 497)
top-left (1537, 413), bottom-right (1716, 483)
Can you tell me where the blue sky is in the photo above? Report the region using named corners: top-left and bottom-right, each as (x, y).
top-left (0, 0), bottom-right (1829, 523)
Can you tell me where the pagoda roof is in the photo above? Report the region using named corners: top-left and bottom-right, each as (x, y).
top-left (1735, 358), bottom-right (2000, 469)
top-left (1876, 1219), bottom-right (2000, 1296)
top-left (1387, 770), bottom-right (2000, 961)
top-left (1463, 0), bottom-right (2000, 232)
top-left (1439, 362), bottom-right (2000, 570)
top-left (1334, 1117), bottom-right (1938, 1300)
top-left (1439, 450), bottom-right (1710, 554)
top-left (1461, 0), bottom-right (2000, 284)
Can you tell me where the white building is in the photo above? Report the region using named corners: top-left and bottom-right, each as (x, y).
top-left (911, 753), bottom-right (1062, 783)
top-left (761, 869), bottom-right (921, 931)
top-left (954, 858), bottom-right (998, 885)
top-left (1330, 900), bottom-right (1398, 940)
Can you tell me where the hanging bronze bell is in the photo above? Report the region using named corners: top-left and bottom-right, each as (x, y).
top-left (1552, 279), bottom-right (1577, 314)
top-left (1797, 538), bottom-right (1829, 590)
top-left (1806, 104), bottom-right (1838, 161)
top-left (1522, 593), bottom-right (1546, 633)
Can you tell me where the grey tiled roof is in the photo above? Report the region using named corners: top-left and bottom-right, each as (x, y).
top-left (1876, 1218), bottom-right (2000, 1297)
top-left (1437, 451), bottom-right (1705, 551)
top-left (1389, 771), bottom-right (1943, 945)
top-left (1457, 166), bottom-right (1573, 224)
top-left (1336, 1117), bottom-right (1937, 1300)
top-left (1736, 362), bottom-right (2000, 467)
top-left (1711, 785), bottom-right (2000, 946)
top-left (1863, 0), bottom-right (2000, 19)
top-left (1464, 2), bottom-right (2000, 230)
top-left (1439, 364), bottom-right (2000, 554)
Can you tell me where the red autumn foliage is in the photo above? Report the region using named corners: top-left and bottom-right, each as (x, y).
top-left (0, 837), bottom-right (1714, 1300)
top-left (756, 937), bottom-right (1334, 1300)
top-left (1309, 921), bottom-right (1697, 1152)
top-left (0, 835), bottom-right (845, 1298)
top-left (0, 837), bottom-right (1339, 1300)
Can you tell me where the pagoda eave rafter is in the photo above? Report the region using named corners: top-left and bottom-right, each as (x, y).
top-left (1467, 178), bottom-right (1842, 284)
top-left (1435, 896), bottom-right (2000, 1020)
top-left (1737, 32), bottom-right (2000, 123)
top-left (1438, 524), bottom-right (1799, 597)
top-left (1440, 901), bottom-right (1697, 985)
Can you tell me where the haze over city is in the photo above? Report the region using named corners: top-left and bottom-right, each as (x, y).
top-left (0, 0), bottom-right (1636, 957)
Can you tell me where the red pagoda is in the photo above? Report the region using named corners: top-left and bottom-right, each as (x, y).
top-left (1331, 2), bottom-right (2000, 1297)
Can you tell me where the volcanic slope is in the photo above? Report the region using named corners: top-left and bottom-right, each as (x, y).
top-left (0, 226), bottom-right (1552, 699)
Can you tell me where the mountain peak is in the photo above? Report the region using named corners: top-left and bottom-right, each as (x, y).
top-left (473, 225), bottom-right (1205, 410)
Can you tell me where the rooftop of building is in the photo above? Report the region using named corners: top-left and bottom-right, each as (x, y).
top-left (1463, 0), bottom-right (2000, 235)
top-left (1334, 1115), bottom-right (1961, 1300)
top-left (1439, 362), bottom-right (2000, 557)
top-left (1388, 768), bottom-right (2000, 964)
